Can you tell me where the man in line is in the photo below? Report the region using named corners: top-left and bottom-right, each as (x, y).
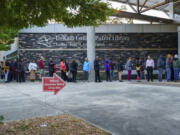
top-left (109, 58), bottom-right (115, 81)
top-left (173, 54), bottom-right (180, 81)
top-left (146, 55), bottom-right (154, 82)
top-left (157, 55), bottom-right (164, 82)
top-left (48, 58), bottom-right (54, 77)
top-left (94, 57), bottom-right (101, 82)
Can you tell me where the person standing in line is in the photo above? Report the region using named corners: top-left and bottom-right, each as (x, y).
top-left (21, 59), bottom-right (26, 82)
top-left (105, 59), bottom-right (111, 82)
top-left (83, 57), bottom-right (90, 81)
top-left (16, 59), bottom-right (23, 82)
top-left (157, 55), bottom-right (164, 82)
top-left (166, 54), bottom-right (172, 82)
top-left (140, 61), bottom-right (144, 80)
top-left (60, 59), bottom-right (67, 81)
top-left (12, 59), bottom-right (17, 81)
top-left (109, 58), bottom-right (115, 81)
top-left (173, 54), bottom-right (180, 82)
top-left (94, 57), bottom-right (101, 82)
top-left (65, 60), bottom-right (69, 81)
top-left (28, 60), bottom-right (37, 82)
top-left (0, 61), bottom-right (4, 80)
top-left (125, 57), bottom-right (133, 81)
top-left (54, 63), bottom-right (57, 74)
top-left (170, 55), bottom-right (174, 81)
top-left (38, 56), bottom-right (44, 80)
top-left (0, 61), bottom-right (2, 80)
top-left (48, 58), bottom-right (54, 77)
top-left (117, 59), bottom-right (123, 82)
top-left (3, 60), bottom-right (10, 83)
top-left (70, 59), bottom-right (78, 82)
top-left (146, 55), bottom-right (154, 82)
top-left (8, 61), bottom-right (13, 82)
top-left (135, 58), bottom-right (142, 82)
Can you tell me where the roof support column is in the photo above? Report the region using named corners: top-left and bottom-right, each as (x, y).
top-left (87, 26), bottom-right (95, 81)
top-left (169, 2), bottom-right (174, 19)
top-left (137, 0), bottom-right (140, 13)
top-left (178, 27), bottom-right (180, 59)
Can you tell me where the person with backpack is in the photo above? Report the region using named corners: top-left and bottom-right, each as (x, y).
top-left (117, 59), bottom-right (123, 82)
top-left (157, 55), bottom-right (164, 82)
top-left (125, 57), bottom-right (133, 81)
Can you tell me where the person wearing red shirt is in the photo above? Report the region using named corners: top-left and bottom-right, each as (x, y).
top-left (60, 59), bottom-right (66, 81)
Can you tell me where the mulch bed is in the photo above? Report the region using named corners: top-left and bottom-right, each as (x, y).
top-left (0, 114), bottom-right (111, 135)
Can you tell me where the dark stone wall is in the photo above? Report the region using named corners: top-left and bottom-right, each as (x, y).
top-left (18, 33), bottom-right (178, 71)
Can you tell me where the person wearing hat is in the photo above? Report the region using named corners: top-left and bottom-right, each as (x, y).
top-left (173, 54), bottom-right (180, 81)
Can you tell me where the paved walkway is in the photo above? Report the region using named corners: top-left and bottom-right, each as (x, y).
top-left (0, 81), bottom-right (180, 135)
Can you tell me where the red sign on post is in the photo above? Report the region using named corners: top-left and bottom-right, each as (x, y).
top-left (43, 74), bottom-right (66, 95)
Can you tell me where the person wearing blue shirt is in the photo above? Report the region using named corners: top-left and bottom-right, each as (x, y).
top-left (157, 55), bottom-right (164, 82)
top-left (83, 57), bottom-right (90, 81)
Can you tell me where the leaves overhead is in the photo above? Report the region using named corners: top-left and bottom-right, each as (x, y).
top-left (0, 0), bottom-right (114, 50)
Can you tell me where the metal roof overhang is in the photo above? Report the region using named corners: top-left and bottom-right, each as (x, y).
top-left (109, 0), bottom-right (180, 24)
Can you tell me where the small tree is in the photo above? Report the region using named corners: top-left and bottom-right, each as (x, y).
top-left (0, 0), bottom-right (114, 50)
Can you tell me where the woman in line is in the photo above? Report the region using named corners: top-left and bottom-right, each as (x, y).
top-left (136, 58), bottom-right (142, 82)
top-left (28, 60), bottom-right (37, 82)
top-left (60, 59), bottom-right (67, 81)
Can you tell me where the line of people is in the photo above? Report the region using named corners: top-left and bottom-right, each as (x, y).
top-left (123, 54), bottom-right (180, 82)
top-left (1, 54), bottom-right (180, 83)
top-left (0, 59), bottom-right (26, 83)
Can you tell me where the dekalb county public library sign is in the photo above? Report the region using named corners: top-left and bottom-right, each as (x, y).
top-left (20, 33), bottom-right (130, 48)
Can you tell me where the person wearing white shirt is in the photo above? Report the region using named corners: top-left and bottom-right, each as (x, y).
top-left (146, 56), bottom-right (154, 82)
top-left (28, 60), bottom-right (37, 81)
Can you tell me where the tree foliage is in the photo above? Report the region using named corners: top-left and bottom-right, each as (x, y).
top-left (0, 0), bottom-right (114, 50)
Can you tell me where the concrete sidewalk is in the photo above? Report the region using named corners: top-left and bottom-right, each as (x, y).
top-left (0, 81), bottom-right (180, 135)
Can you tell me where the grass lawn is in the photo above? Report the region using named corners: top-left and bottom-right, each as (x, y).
top-left (0, 114), bottom-right (111, 135)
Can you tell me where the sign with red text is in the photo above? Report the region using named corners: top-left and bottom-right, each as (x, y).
top-left (43, 74), bottom-right (66, 95)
